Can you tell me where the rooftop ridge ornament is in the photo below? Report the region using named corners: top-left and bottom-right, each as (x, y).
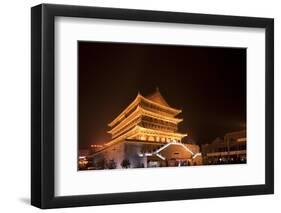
top-left (145, 87), bottom-right (171, 108)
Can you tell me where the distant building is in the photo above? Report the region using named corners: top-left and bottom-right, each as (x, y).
top-left (88, 88), bottom-right (202, 169)
top-left (78, 149), bottom-right (90, 170)
top-left (201, 130), bottom-right (246, 165)
top-left (89, 144), bottom-right (104, 154)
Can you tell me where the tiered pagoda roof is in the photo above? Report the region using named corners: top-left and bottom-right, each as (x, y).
top-left (105, 88), bottom-right (187, 146)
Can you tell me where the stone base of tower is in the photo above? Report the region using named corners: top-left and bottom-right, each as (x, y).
top-left (89, 139), bottom-right (202, 169)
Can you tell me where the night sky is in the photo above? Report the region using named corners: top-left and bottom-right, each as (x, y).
top-left (78, 42), bottom-right (246, 149)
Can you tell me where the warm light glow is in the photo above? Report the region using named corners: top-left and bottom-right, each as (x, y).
top-left (108, 106), bottom-right (183, 136)
top-left (104, 89), bottom-right (188, 148)
top-left (108, 92), bottom-right (182, 127)
top-left (237, 138), bottom-right (246, 142)
top-left (91, 144), bottom-right (103, 148)
top-left (140, 135), bottom-right (146, 141)
top-left (89, 87), bottom-right (203, 166)
top-left (106, 125), bottom-right (187, 147)
top-left (148, 136), bottom-right (154, 141)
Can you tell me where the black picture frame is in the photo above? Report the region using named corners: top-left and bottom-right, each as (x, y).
top-left (31, 3), bottom-right (274, 209)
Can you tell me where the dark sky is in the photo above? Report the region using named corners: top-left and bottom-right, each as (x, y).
top-left (78, 41), bottom-right (246, 149)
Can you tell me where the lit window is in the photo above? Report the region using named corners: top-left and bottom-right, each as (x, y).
top-left (140, 135), bottom-right (146, 141)
top-left (148, 136), bottom-right (154, 141)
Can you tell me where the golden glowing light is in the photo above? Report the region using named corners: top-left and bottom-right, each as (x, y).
top-left (104, 90), bottom-right (187, 147)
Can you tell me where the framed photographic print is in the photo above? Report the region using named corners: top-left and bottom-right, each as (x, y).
top-left (31, 4), bottom-right (274, 209)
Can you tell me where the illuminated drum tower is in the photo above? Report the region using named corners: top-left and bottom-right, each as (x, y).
top-left (89, 88), bottom-right (202, 169)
